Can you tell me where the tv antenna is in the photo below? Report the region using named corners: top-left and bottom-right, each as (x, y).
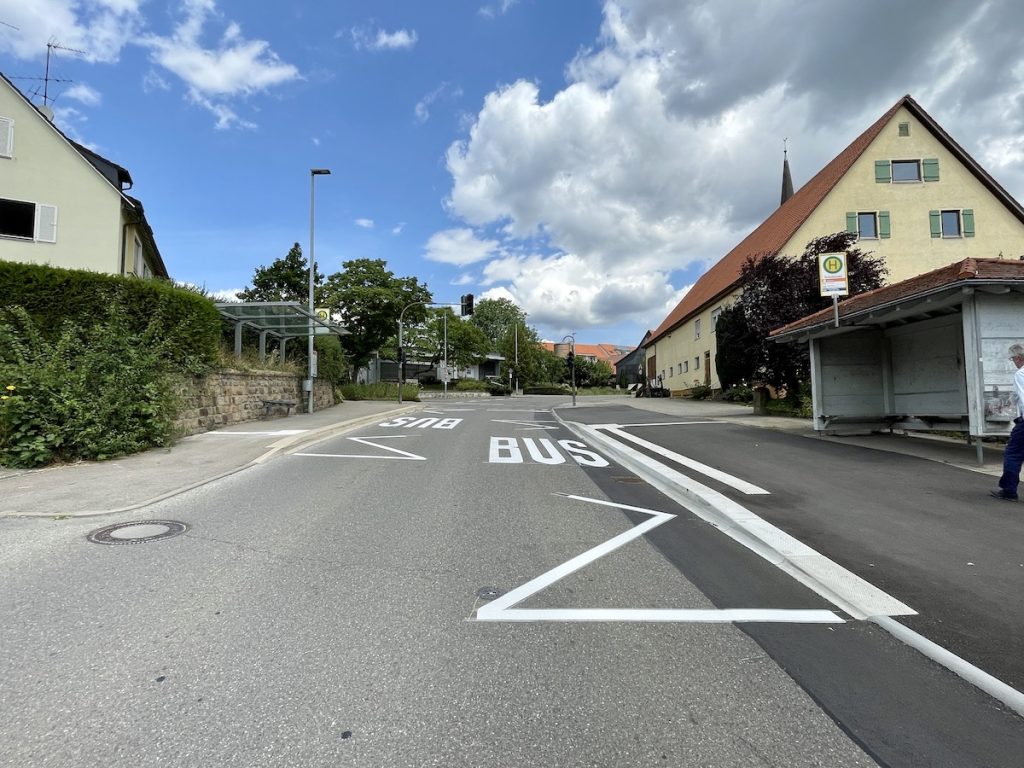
top-left (10, 40), bottom-right (87, 106)
top-left (1, 20), bottom-right (20, 30)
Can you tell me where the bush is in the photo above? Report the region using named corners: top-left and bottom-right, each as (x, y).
top-left (454, 379), bottom-right (490, 392)
top-left (0, 305), bottom-right (177, 467)
top-left (0, 261), bottom-right (221, 375)
top-left (689, 384), bottom-right (713, 400)
top-left (338, 382), bottom-right (419, 401)
top-left (488, 382), bottom-right (511, 396)
top-left (524, 386), bottom-right (570, 395)
top-left (721, 385), bottom-right (754, 403)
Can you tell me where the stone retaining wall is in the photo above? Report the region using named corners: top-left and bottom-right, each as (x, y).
top-left (173, 370), bottom-right (335, 436)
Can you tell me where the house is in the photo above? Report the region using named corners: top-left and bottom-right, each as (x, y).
top-left (644, 94), bottom-right (1024, 394)
top-left (0, 72), bottom-right (167, 278)
top-left (543, 341), bottom-right (632, 368)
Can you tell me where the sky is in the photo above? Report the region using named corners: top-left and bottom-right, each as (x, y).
top-left (2, 0), bottom-right (1024, 347)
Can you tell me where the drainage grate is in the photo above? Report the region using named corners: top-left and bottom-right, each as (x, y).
top-left (87, 520), bottom-right (189, 545)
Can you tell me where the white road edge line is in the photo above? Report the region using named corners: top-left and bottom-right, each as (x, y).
top-left (475, 493), bottom-right (843, 624)
top-left (597, 424), bottom-right (770, 495)
top-left (561, 418), bottom-right (914, 621)
top-left (871, 615), bottom-right (1024, 718)
top-left (295, 436), bottom-right (426, 461)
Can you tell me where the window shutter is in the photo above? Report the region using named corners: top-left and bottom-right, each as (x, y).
top-left (923, 158), bottom-right (940, 182)
top-left (929, 210), bottom-right (941, 238)
top-left (875, 160), bottom-right (891, 183)
top-left (35, 204), bottom-right (57, 243)
top-left (879, 211), bottom-right (891, 239)
top-left (962, 209), bottom-right (975, 237)
top-left (0, 117), bottom-right (11, 158)
top-left (846, 212), bottom-right (858, 234)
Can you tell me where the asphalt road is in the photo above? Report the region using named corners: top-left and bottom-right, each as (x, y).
top-left (1, 396), bottom-right (1022, 766)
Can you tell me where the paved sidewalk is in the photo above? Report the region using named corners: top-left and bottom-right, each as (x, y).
top-left (0, 399), bottom-right (423, 517)
top-left (578, 395), bottom-right (1005, 477)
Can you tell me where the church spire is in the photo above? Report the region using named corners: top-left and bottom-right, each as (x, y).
top-left (780, 139), bottom-right (794, 205)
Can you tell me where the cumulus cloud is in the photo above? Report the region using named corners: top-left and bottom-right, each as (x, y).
top-left (63, 83), bottom-right (101, 106)
top-left (355, 218), bottom-right (374, 229)
top-left (392, 222), bottom-right (406, 235)
top-left (424, 228), bottom-right (500, 266)
top-left (351, 26), bottom-right (418, 51)
top-left (442, 0), bottom-right (1024, 334)
top-left (0, 0), bottom-right (143, 63)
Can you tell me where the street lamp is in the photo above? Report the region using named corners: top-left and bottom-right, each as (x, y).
top-left (562, 333), bottom-right (576, 407)
top-left (308, 168), bottom-right (331, 414)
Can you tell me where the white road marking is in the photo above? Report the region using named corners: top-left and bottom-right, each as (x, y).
top-left (487, 409), bottom-right (552, 413)
top-left (378, 416), bottom-right (462, 429)
top-left (204, 430), bottom-right (308, 436)
top-left (491, 419), bottom-right (559, 431)
top-left (475, 494), bottom-right (843, 624)
top-left (488, 438), bottom-right (610, 467)
top-left (295, 435), bottom-right (426, 461)
top-left (596, 425), bottom-right (769, 495)
top-left (568, 421), bottom-right (915, 620)
top-left (610, 421), bottom-right (719, 428)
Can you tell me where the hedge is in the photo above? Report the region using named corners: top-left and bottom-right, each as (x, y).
top-left (0, 260), bottom-right (221, 375)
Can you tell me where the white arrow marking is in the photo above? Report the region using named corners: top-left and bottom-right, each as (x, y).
top-left (296, 435), bottom-right (426, 461)
top-left (475, 494), bottom-right (842, 624)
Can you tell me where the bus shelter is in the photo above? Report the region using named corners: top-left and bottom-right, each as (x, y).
top-left (771, 258), bottom-right (1024, 463)
top-left (215, 301), bottom-right (347, 363)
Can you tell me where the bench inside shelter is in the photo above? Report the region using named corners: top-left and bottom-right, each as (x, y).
top-left (262, 399), bottom-right (296, 418)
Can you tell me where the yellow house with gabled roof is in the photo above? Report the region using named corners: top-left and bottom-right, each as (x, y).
top-left (644, 95), bottom-right (1024, 394)
top-left (0, 72), bottom-right (167, 279)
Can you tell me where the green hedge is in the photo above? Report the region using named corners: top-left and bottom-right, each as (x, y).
top-left (0, 261), bottom-right (221, 375)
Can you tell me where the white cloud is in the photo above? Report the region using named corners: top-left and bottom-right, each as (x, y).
top-left (392, 222), bottom-right (406, 235)
top-left (355, 218), bottom-right (374, 229)
top-left (351, 26), bottom-right (418, 52)
top-left (424, 228), bottom-right (500, 266)
top-left (451, 273), bottom-right (475, 286)
top-left (444, 0), bottom-right (1024, 333)
top-left (479, 0), bottom-right (519, 18)
top-left (63, 83), bottom-right (101, 106)
top-left (415, 82), bottom-right (463, 124)
top-left (0, 0), bottom-right (143, 63)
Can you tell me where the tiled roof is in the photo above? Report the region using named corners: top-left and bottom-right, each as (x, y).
top-left (541, 341), bottom-right (631, 364)
top-left (647, 96), bottom-right (909, 347)
top-left (771, 257), bottom-right (1024, 338)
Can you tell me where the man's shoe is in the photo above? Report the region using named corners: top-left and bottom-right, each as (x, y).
top-left (989, 490), bottom-right (1018, 501)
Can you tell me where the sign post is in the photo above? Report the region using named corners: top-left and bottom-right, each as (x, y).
top-left (818, 252), bottom-right (849, 328)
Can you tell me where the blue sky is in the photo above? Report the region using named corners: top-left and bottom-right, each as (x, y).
top-left (2, 1), bottom-right (1024, 347)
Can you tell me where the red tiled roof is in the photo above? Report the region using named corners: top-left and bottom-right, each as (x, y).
top-left (647, 96), bottom-right (912, 346)
top-left (541, 341), bottom-right (630, 364)
top-left (771, 257), bottom-right (1024, 338)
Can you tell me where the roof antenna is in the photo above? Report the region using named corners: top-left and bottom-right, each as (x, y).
top-left (42, 40), bottom-right (88, 106)
top-left (1, 20), bottom-right (20, 30)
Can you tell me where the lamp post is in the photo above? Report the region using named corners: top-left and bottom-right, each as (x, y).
top-left (308, 168), bottom-right (331, 414)
top-left (561, 333), bottom-right (576, 406)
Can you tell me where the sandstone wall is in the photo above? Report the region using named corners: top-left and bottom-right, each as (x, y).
top-left (173, 370), bottom-right (335, 436)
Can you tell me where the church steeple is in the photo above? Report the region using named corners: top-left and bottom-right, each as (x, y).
top-left (781, 139), bottom-right (794, 205)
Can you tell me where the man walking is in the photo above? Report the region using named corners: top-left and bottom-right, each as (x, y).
top-left (992, 343), bottom-right (1024, 501)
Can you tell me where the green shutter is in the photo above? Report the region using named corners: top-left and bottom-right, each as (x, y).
top-left (962, 209), bottom-right (975, 237)
top-left (879, 211), bottom-right (891, 239)
top-left (875, 160), bottom-right (891, 183)
top-left (846, 212), bottom-right (858, 234)
top-left (929, 210), bottom-right (942, 238)
top-left (923, 158), bottom-right (940, 182)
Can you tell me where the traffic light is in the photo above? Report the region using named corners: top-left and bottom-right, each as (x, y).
top-left (460, 293), bottom-right (474, 316)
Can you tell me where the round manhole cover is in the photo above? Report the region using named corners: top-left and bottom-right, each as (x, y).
top-left (476, 586), bottom-right (505, 601)
top-left (87, 520), bottom-right (188, 545)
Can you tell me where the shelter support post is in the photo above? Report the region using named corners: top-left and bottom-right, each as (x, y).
top-left (259, 331), bottom-right (268, 364)
top-left (280, 337), bottom-right (288, 364)
top-left (234, 322), bottom-right (243, 357)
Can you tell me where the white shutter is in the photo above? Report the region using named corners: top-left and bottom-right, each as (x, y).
top-left (35, 204), bottom-right (57, 243)
top-left (0, 117), bottom-right (12, 158)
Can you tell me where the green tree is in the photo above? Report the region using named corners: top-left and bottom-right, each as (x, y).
top-left (714, 304), bottom-right (759, 390)
top-left (321, 258), bottom-right (432, 372)
top-left (236, 243), bottom-right (322, 302)
top-left (401, 308), bottom-right (492, 370)
top-left (471, 297), bottom-right (527, 347)
top-left (495, 320), bottom-right (552, 386)
top-left (718, 232), bottom-right (887, 392)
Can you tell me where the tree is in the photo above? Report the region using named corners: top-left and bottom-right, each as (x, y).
top-left (717, 232), bottom-right (887, 393)
top-left (402, 308), bottom-right (493, 370)
top-left (714, 304), bottom-right (759, 390)
top-left (236, 243), bottom-right (322, 303)
top-left (470, 298), bottom-right (527, 347)
top-left (320, 258), bottom-right (432, 372)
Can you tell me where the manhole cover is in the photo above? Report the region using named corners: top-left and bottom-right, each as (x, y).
top-left (476, 586), bottom-right (505, 601)
top-left (87, 520), bottom-right (188, 545)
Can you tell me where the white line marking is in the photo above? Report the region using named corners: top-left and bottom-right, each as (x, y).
top-left (475, 493), bottom-right (843, 624)
top-left (295, 435), bottom-right (426, 461)
top-left (568, 421), bottom-right (914, 620)
top-left (616, 421), bottom-right (720, 428)
top-left (487, 409), bottom-right (552, 413)
top-left (596, 425), bottom-right (770, 495)
top-left (491, 419), bottom-right (559, 430)
top-left (204, 430), bottom-right (309, 436)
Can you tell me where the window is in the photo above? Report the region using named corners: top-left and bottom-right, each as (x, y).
top-left (0, 117), bottom-right (12, 158)
top-left (846, 210), bottom-right (890, 239)
top-left (892, 160), bottom-right (920, 182)
top-left (133, 238), bottom-right (145, 275)
top-left (0, 198), bottom-right (57, 242)
top-left (683, 360), bottom-right (689, 373)
top-left (677, 363), bottom-right (682, 375)
top-left (898, 122), bottom-right (910, 137)
top-left (875, 158), bottom-right (939, 183)
top-left (930, 209), bottom-right (975, 239)
top-left (668, 367), bottom-right (673, 378)
top-left (694, 356), bottom-right (700, 370)
top-left (694, 319), bottom-right (701, 340)
top-left (711, 306), bottom-right (722, 331)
